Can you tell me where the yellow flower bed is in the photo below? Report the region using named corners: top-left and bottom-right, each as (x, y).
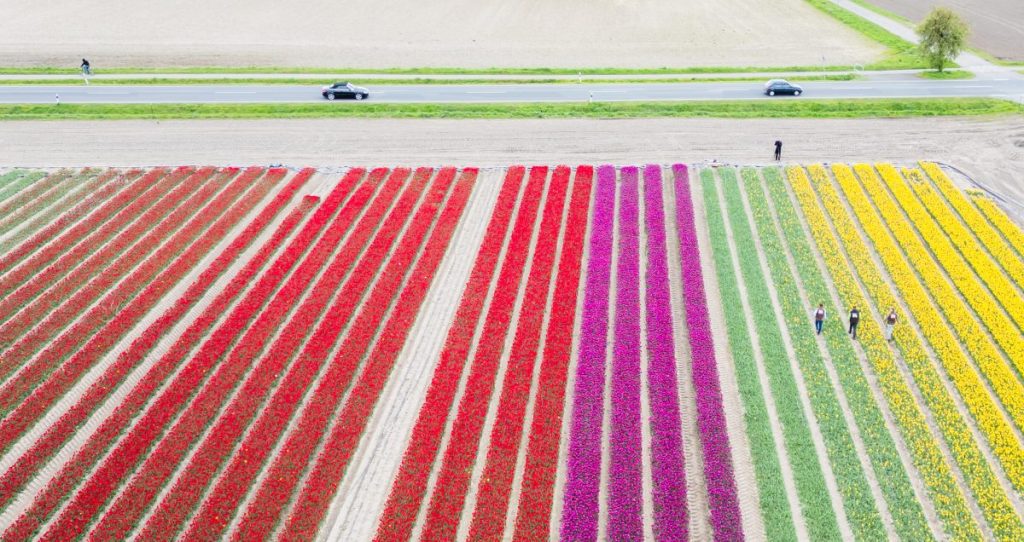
top-left (807, 163), bottom-right (1023, 540)
top-left (920, 162), bottom-right (1024, 293)
top-left (970, 194), bottom-right (1024, 259)
top-left (786, 165), bottom-right (980, 540)
top-left (877, 164), bottom-right (1024, 381)
top-left (839, 164), bottom-right (1024, 492)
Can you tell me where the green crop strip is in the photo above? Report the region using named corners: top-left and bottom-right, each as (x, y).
top-left (761, 167), bottom-right (932, 540)
top-left (699, 168), bottom-right (799, 541)
top-left (0, 99), bottom-right (1016, 121)
top-left (0, 171), bottom-right (48, 204)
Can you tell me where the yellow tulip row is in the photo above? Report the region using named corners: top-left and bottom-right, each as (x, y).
top-left (838, 164), bottom-right (1024, 492)
top-left (919, 162), bottom-right (1024, 293)
top-left (806, 164), bottom-right (1023, 540)
top-left (970, 194), bottom-right (1024, 260)
top-left (876, 165), bottom-right (1024, 381)
top-left (786, 165), bottom-right (980, 541)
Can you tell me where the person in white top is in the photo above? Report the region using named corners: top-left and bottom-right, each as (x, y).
top-left (884, 308), bottom-right (898, 341)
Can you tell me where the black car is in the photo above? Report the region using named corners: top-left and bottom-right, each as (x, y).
top-left (763, 79), bottom-right (803, 96)
top-left (322, 82), bottom-right (369, 100)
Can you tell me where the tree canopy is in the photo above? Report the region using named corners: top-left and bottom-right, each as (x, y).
top-left (917, 8), bottom-right (969, 72)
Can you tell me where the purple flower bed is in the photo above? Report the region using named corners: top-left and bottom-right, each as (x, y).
top-left (643, 165), bottom-right (688, 541)
top-left (673, 164), bottom-right (743, 540)
top-left (562, 164), bottom-right (616, 541)
top-left (609, 166), bottom-right (642, 540)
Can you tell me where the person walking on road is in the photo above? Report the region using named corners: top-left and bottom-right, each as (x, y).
top-left (814, 303), bottom-right (826, 335)
top-left (884, 307), bottom-right (898, 341)
top-left (774, 140), bottom-right (783, 161)
top-left (848, 306), bottom-right (861, 339)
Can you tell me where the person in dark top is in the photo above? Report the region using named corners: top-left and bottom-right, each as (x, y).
top-left (848, 306), bottom-right (861, 339)
top-left (814, 303), bottom-right (826, 335)
top-left (81, 59), bottom-right (91, 75)
top-left (884, 307), bottom-right (898, 341)
top-left (774, 140), bottom-right (783, 161)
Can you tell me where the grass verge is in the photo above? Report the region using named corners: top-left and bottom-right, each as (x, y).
top-left (0, 98), bottom-right (1014, 121)
top-left (0, 75), bottom-right (859, 86)
top-left (918, 70), bottom-right (974, 80)
top-left (801, 0), bottom-right (926, 70)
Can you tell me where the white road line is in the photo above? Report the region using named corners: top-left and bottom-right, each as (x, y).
top-left (215, 91), bottom-right (258, 94)
top-left (467, 91), bottom-right (506, 94)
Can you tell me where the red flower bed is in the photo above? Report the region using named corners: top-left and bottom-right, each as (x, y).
top-left (511, 165), bottom-right (593, 541)
top-left (0, 168), bottom-right (286, 457)
top-left (0, 166), bottom-right (209, 372)
top-left (467, 165), bottom-right (571, 540)
top-left (232, 167), bottom-right (467, 540)
top-left (8, 170), bottom-right (362, 541)
top-left (375, 167), bottom-right (526, 541)
top-left (82, 169), bottom-right (389, 540)
top-left (0, 167), bottom-right (263, 417)
top-left (278, 168), bottom-right (478, 541)
top-left (137, 167), bottom-right (421, 539)
top-left (0, 170), bottom-right (314, 510)
top-left (417, 166), bottom-right (548, 541)
top-left (0, 169), bottom-right (144, 274)
top-left (0, 167), bottom-right (172, 303)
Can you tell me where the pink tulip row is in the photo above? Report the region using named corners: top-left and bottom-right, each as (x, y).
top-left (376, 167), bottom-right (527, 541)
top-left (0, 169), bottom-right (314, 516)
top-left (4, 169), bottom-right (362, 540)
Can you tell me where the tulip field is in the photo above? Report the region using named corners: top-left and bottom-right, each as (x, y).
top-left (0, 162), bottom-right (1022, 540)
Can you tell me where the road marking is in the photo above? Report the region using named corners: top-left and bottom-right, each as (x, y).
top-left (951, 85), bottom-right (992, 89)
top-left (467, 91), bottom-right (506, 94)
top-left (591, 90), bottom-right (626, 93)
top-left (215, 91), bottom-right (258, 94)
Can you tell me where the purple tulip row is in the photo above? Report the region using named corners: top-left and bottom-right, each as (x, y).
top-left (609, 166), bottom-right (643, 539)
top-left (562, 164), bottom-right (616, 541)
top-left (644, 164), bottom-right (689, 540)
top-left (672, 164), bottom-right (743, 540)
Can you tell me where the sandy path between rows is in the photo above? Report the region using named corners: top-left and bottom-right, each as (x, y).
top-left (0, 0), bottom-right (880, 68)
top-left (3, 116), bottom-right (1020, 220)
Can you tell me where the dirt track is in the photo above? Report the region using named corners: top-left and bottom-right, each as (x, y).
top-left (1, 116), bottom-right (1020, 214)
top-left (0, 0), bottom-right (881, 68)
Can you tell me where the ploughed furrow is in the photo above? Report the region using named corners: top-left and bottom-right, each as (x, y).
top-left (0, 168), bottom-right (285, 456)
top-left (78, 169), bottom-right (389, 541)
top-left (0, 170), bottom-right (73, 235)
top-left (375, 167), bottom-right (526, 542)
top-left (0, 169), bottom-right (116, 254)
top-left (417, 167), bottom-right (546, 541)
top-left (0, 166), bottom-right (211, 369)
top-left (3, 169), bottom-right (362, 541)
top-left (562, 164), bottom-right (616, 540)
top-left (0, 170), bottom-right (314, 511)
top-left (0, 170), bottom-right (45, 204)
top-left (232, 167), bottom-right (470, 540)
top-left (0, 167), bottom-right (160, 279)
top-left (467, 165), bottom-right (571, 540)
top-left (141, 167), bottom-right (423, 540)
top-left (0, 167), bottom-right (266, 419)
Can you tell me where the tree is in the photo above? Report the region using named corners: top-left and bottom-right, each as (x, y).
top-left (917, 8), bottom-right (968, 72)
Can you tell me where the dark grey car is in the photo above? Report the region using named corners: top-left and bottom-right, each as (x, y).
top-left (763, 79), bottom-right (803, 96)
top-left (322, 82), bottom-right (369, 100)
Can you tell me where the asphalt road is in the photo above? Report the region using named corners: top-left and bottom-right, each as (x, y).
top-left (2, 79), bottom-right (1024, 104)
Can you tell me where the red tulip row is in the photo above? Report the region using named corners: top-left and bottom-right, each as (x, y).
top-left (0, 169), bottom-right (314, 514)
top-left (272, 167), bottom-right (477, 541)
top-left (0, 167), bottom-right (260, 418)
top-left (0, 166), bottom-right (210, 367)
top-left (7, 170), bottom-right (363, 541)
top-left (137, 166), bottom-right (423, 540)
top-left (0, 167), bottom-right (171, 302)
top-left (0, 170), bottom-right (71, 226)
top-left (0, 169), bottom-right (113, 252)
top-left (0, 168), bottom-right (282, 457)
top-left (511, 165), bottom-right (593, 541)
top-left (418, 166), bottom-right (548, 541)
top-left (0, 170), bottom-right (96, 237)
top-left (466, 165), bottom-right (571, 540)
top-left (376, 167), bottom-right (527, 541)
top-left (80, 168), bottom-right (389, 540)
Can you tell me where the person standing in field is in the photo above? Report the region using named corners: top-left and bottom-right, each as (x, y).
top-left (884, 307), bottom-right (898, 341)
top-left (848, 306), bottom-right (861, 339)
top-left (774, 140), bottom-right (783, 161)
top-left (813, 303), bottom-right (826, 335)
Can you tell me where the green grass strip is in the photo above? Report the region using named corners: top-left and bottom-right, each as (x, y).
top-left (0, 170), bottom-right (28, 191)
top-left (0, 170), bottom-right (75, 238)
top-left (918, 71), bottom-right (974, 80)
top-left (802, 0), bottom-right (926, 70)
top-left (0, 171), bottom-right (102, 253)
top-left (0, 171), bottom-right (47, 205)
top-left (699, 168), bottom-right (799, 541)
top-left (749, 167), bottom-right (933, 536)
top-left (717, 167), bottom-right (841, 540)
top-left (0, 99), bottom-right (1016, 121)
top-left (761, 166), bottom-right (932, 540)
